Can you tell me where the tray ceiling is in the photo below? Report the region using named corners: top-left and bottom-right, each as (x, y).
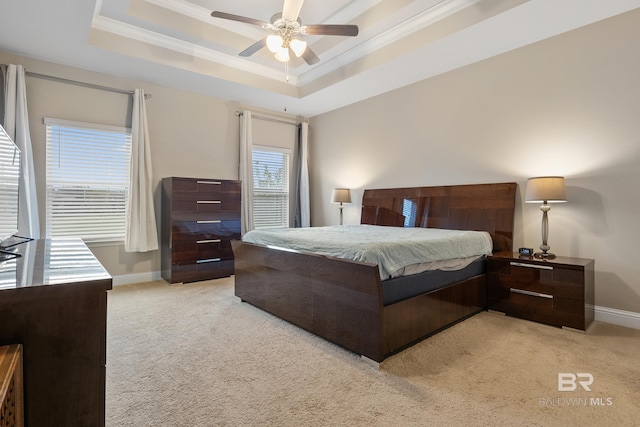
top-left (0, 0), bottom-right (638, 116)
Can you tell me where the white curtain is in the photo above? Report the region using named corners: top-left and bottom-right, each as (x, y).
top-left (4, 64), bottom-right (40, 238)
top-left (125, 89), bottom-right (158, 252)
top-left (239, 110), bottom-right (254, 235)
top-left (298, 122), bottom-right (310, 227)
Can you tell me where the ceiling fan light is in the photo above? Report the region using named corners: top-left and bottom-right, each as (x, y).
top-left (289, 38), bottom-right (307, 57)
top-left (266, 34), bottom-right (283, 53)
top-left (274, 48), bottom-right (290, 62)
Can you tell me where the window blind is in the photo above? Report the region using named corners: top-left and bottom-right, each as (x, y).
top-left (402, 198), bottom-right (418, 227)
top-left (252, 147), bottom-right (290, 229)
top-left (0, 127), bottom-right (20, 242)
top-left (45, 118), bottom-right (131, 242)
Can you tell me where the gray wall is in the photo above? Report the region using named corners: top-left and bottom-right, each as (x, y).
top-left (309, 10), bottom-right (640, 313)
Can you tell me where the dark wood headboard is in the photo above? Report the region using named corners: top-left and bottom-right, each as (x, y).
top-left (361, 182), bottom-right (517, 252)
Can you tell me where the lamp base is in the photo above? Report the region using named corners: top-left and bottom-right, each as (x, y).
top-left (534, 252), bottom-right (556, 260)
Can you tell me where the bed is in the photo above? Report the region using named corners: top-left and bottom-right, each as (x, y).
top-left (231, 182), bottom-right (517, 363)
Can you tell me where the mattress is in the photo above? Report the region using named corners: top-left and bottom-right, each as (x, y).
top-left (382, 257), bottom-right (486, 305)
top-left (242, 224), bottom-right (493, 280)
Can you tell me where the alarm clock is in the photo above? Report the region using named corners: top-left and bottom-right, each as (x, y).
top-left (518, 247), bottom-right (534, 256)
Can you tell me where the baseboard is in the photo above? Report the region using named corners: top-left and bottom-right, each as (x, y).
top-left (112, 271), bottom-right (162, 287)
top-left (594, 305), bottom-right (640, 330)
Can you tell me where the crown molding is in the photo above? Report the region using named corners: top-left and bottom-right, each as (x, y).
top-left (94, 0), bottom-right (477, 89)
top-left (145, 0), bottom-right (267, 39)
top-left (91, 15), bottom-right (295, 84)
top-left (298, 0), bottom-right (478, 84)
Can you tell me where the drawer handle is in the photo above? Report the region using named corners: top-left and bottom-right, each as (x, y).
top-left (197, 258), bottom-right (221, 264)
top-left (197, 181), bottom-right (221, 185)
top-left (510, 261), bottom-right (553, 270)
top-left (197, 220), bottom-right (221, 224)
top-left (197, 200), bottom-right (221, 204)
top-left (510, 288), bottom-right (553, 299)
top-left (197, 239), bottom-right (221, 244)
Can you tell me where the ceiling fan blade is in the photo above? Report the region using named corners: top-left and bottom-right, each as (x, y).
top-left (301, 46), bottom-right (320, 65)
top-left (282, 0), bottom-right (304, 22)
top-left (239, 38), bottom-right (267, 57)
top-left (211, 11), bottom-right (269, 28)
top-left (303, 24), bottom-right (359, 36)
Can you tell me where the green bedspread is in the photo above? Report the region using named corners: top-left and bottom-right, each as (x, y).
top-left (242, 225), bottom-right (492, 280)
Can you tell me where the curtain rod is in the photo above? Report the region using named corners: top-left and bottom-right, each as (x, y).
top-left (235, 111), bottom-right (299, 127)
top-left (19, 69), bottom-right (152, 99)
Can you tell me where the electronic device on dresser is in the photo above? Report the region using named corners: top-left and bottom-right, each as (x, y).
top-left (161, 177), bottom-right (241, 283)
top-left (487, 252), bottom-right (595, 331)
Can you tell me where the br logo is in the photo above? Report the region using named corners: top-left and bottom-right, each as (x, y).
top-left (558, 373), bottom-right (594, 391)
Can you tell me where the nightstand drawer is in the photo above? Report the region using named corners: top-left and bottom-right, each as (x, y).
top-left (489, 289), bottom-right (585, 330)
top-left (488, 260), bottom-right (584, 301)
top-left (487, 252), bottom-right (595, 331)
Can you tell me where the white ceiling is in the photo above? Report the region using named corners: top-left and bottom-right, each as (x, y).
top-left (1, 0), bottom-right (639, 117)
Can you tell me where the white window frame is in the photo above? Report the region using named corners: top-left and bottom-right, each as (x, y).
top-left (44, 117), bottom-right (132, 243)
top-left (252, 146), bottom-right (291, 229)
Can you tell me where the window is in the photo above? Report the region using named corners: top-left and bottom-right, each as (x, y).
top-left (252, 147), bottom-right (290, 229)
top-left (45, 118), bottom-right (131, 243)
top-left (402, 198), bottom-right (418, 227)
top-left (0, 125), bottom-right (20, 242)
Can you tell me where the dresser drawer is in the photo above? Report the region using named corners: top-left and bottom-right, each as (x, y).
top-left (171, 259), bottom-right (235, 283)
top-left (171, 220), bottom-right (240, 242)
top-left (169, 178), bottom-right (240, 213)
top-left (171, 211), bottom-right (241, 224)
top-left (170, 198), bottom-right (241, 215)
top-left (172, 240), bottom-right (234, 264)
top-left (171, 178), bottom-right (241, 194)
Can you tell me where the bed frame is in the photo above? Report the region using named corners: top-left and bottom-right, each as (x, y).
top-left (231, 182), bottom-right (517, 363)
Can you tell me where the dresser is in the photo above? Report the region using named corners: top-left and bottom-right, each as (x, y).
top-left (0, 238), bottom-right (111, 426)
top-left (487, 252), bottom-right (595, 331)
top-left (161, 177), bottom-right (241, 283)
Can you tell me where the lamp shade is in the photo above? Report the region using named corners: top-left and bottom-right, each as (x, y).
top-left (331, 188), bottom-right (351, 204)
top-left (289, 38), bottom-right (307, 57)
top-left (525, 176), bottom-right (567, 203)
top-left (274, 48), bottom-right (290, 62)
top-left (266, 35), bottom-right (284, 53)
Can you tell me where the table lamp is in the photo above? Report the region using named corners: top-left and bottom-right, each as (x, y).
top-left (331, 188), bottom-right (351, 225)
top-left (525, 176), bottom-right (566, 259)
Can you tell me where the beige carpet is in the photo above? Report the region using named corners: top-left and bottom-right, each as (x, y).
top-left (106, 278), bottom-right (640, 426)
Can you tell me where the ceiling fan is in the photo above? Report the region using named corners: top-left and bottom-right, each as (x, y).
top-left (211, 0), bottom-right (359, 65)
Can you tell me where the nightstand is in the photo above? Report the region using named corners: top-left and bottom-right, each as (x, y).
top-left (487, 252), bottom-right (595, 331)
